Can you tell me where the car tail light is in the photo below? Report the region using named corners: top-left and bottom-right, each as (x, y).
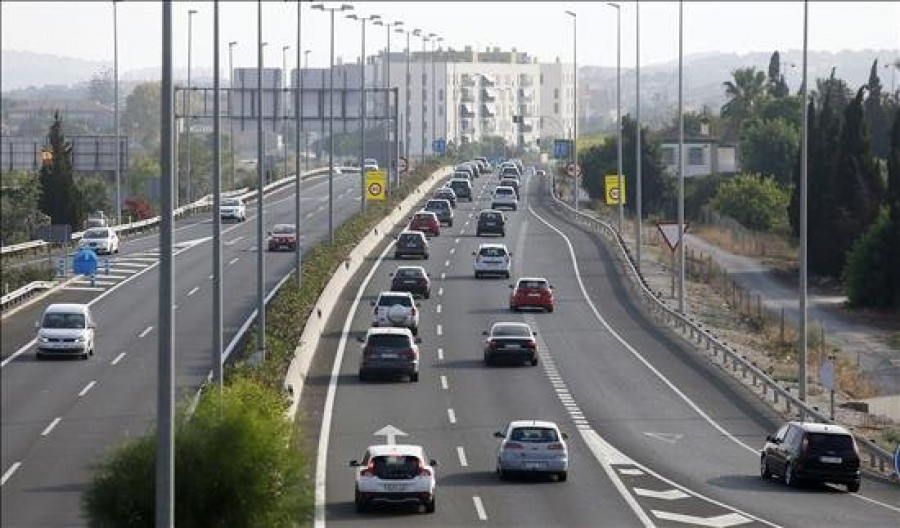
top-left (360, 460), bottom-right (375, 477)
top-left (525, 339), bottom-right (537, 349)
top-left (548, 443), bottom-right (565, 450)
top-left (401, 349), bottom-right (417, 361)
top-left (487, 340), bottom-right (497, 349)
top-left (418, 279), bottom-right (427, 286)
top-left (418, 460), bottom-right (432, 477)
top-left (503, 442), bottom-right (524, 450)
top-left (363, 346), bottom-right (376, 358)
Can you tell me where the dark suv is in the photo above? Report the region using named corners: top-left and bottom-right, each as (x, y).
top-left (394, 231), bottom-right (429, 260)
top-left (447, 179), bottom-right (473, 201)
top-left (390, 266), bottom-right (431, 298)
top-left (760, 422), bottom-right (861, 492)
top-left (476, 210), bottom-right (506, 237)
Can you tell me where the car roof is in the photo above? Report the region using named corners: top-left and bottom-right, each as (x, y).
top-left (367, 444), bottom-right (424, 457)
top-left (479, 209), bottom-right (503, 215)
top-left (508, 420), bottom-right (559, 430)
top-left (45, 303), bottom-right (90, 314)
top-left (495, 186), bottom-right (515, 192)
top-left (449, 178), bottom-right (471, 184)
top-left (378, 290), bottom-right (414, 298)
top-left (788, 421), bottom-right (852, 435)
top-left (399, 229), bottom-right (426, 237)
top-left (517, 277), bottom-right (548, 283)
top-left (414, 210), bottom-right (438, 217)
top-left (427, 199), bottom-right (451, 205)
top-left (366, 326), bottom-right (414, 337)
top-left (478, 243), bottom-right (508, 250)
top-left (396, 265), bottom-right (426, 272)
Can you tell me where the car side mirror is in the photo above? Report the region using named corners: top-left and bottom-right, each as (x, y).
top-left (349, 460), bottom-right (359, 467)
top-left (509, 252), bottom-right (513, 256)
top-left (766, 435), bottom-right (777, 443)
top-left (471, 252), bottom-right (476, 256)
top-left (415, 337), bottom-right (423, 344)
top-left (481, 331), bottom-right (488, 336)
top-left (561, 432), bottom-right (569, 439)
top-left (494, 431), bottom-right (505, 438)
top-left (532, 331), bottom-right (538, 336)
top-left (416, 302), bottom-right (422, 307)
top-left (429, 459), bottom-right (439, 467)
top-left (356, 336), bottom-right (366, 344)
top-left (388, 272), bottom-right (394, 277)
top-left (508, 284), bottom-right (514, 289)
top-left (267, 231), bottom-right (271, 236)
top-left (549, 285), bottom-right (554, 289)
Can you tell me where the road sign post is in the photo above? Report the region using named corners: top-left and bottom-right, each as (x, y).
top-left (365, 169), bottom-right (387, 201)
top-left (657, 222), bottom-right (689, 299)
top-left (554, 139), bottom-right (572, 159)
top-left (604, 174), bottom-right (626, 206)
top-left (431, 138), bottom-right (446, 156)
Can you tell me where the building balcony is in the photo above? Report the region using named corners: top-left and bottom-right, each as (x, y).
top-left (481, 103), bottom-right (497, 117)
top-left (459, 103), bottom-right (476, 118)
top-left (481, 87), bottom-right (498, 101)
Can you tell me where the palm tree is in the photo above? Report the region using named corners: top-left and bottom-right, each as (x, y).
top-left (721, 67), bottom-right (767, 135)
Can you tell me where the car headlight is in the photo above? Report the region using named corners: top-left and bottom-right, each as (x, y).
top-left (74, 336), bottom-right (86, 343)
top-left (39, 336), bottom-right (50, 343)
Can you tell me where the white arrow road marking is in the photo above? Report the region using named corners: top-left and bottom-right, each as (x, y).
top-left (1, 462), bottom-right (22, 486)
top-left (373, 425), bottom-right (407, 445)
top-left (651, 511), bottom-right (752, 527)
top-left (633, 488), bottom-right (690, 501)
top-left (472, 496), bottom-right (487, 521)
top-left (643, 432), bottom-right (684, 444)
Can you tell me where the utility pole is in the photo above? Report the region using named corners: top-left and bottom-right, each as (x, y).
top-left (565, 10), bottom-right (577, 210)
top-left (608, 2), bottom-right (623, 232)
top-left (799, 0), bottom-right (809, 401)
top-left (229, 41), bottom-right (238, 191)
top-left (348, 13), bottom-right (381, 214)
top-left (677, 0), bottom-right (686, 314)
top-left (186, 8), bottom-right (197, 204)
top-left (635, 0), bottom-right (643, 273)
top-left (212, 0), bottom-right (223, 389)
top-left (256, 0), bottom-right (266, 361)
top-left (294, 2), bottom-right (303, 286)
top-left (112, 0), bottom-right (121, 225)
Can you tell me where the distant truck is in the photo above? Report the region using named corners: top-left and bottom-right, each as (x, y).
top-left (84, 211), bottom-right (108, 229)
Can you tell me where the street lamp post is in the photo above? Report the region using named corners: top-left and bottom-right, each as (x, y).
top-left (186, 8), bottom-right (197, 204)
top-left (607, 2), bottom-right (623, 232)
top-left (565, 10), bottom-right (577, 210)
top-left (375, 19), bottom-right (403, 192)
top-left (397, 27), bottom-right (414, 166)
top-left (112, 0), bottom-right (121, 225)
top-left (635, 1), bottom-right (643, 273)
top-left (418, 31), bottom-right (429, 165)
top-left (312, 3), bottom-right (354, 244)
top-left (283, 45), bottom-right (291, 182)
top-left (294, 2), bottom-right (302, 286)
top-left (429, 34), bottom-right (440, 156)
top-left (212, 0), bottom-right (223, 390)
top-left (799, 0), bottom-right (809, 401)
top-left (348, 13), bottom-right (381, 214)
top-left (304, 49), bottom-right (311, 173)
top-left (228, 41), bottom-right (238, 191)
top-left (677, 0), bottom-right (686, 314)
top-left (256, 4), bottom-right (266, 361)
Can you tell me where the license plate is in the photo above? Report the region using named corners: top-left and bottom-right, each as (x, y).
top-left (384, 483), bottom-right (407, 492)
top-left (404, 280), bottom-right (416, 284)
top-left (523, 462), bottom-right (545, 470)
top-left (405, 243), bottom-right (417, 248)
top-left (528, 293), bottom-right (541, 297)
top-left (486, 222), bottom-right (496, 226)
top-left (381, 353), bottom-right (398, 359)
top-left (820, 456), bottom-right (842, 464)
top-left (504, 343), bottom-right (521, 349)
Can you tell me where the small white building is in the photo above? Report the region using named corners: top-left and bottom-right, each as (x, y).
top-left (659, 136), bottom-right (739, 178)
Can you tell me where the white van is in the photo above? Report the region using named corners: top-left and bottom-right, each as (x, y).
top-left (35, 303), bottom-right (96, 359)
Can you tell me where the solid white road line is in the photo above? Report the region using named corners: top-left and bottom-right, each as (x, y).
top-left (187, 286), bottom-right (200, 297)
top-left (440, 375), bottom-right (449, 390)
top-left (62, 286), bottom-right (106, 292)
top-left (138, 326), bottom-right (153, 339)
top-left (456, 446), bottom-right (468, 467)
top-left (111, 352), bottom-right (126, 365)
top-left (41, 417), bottom-right (61, 436)
top-left (78, 381), bottom-right (97, 397)
top-left (1, 462), bottom-right (22, 487)
top-left (447, 408), bottom-right (457, 424)
top-left (472, 496), bottom-right (488, 521)
top-left (634, 488), bottom-right (690, 501)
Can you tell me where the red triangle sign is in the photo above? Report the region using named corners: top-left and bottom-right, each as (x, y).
top-left (656, 222), bottom-right (688, 252)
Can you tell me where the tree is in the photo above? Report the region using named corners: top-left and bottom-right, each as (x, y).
top-left (38, 112), bottom-right (84, 230)
top-left (890, 108), bottom-right (900, 308)
top-left (814, 68), bottom-right (853, 111)
top-left (76, 175), bottom-right (111, 216)
top-left (579, 114), bottom-right (674, 217)
top-left (845, 208), bottom-right (893, 308)
top-left (767, 51), bottom-right (790, 98)
top-left (88, 68), bottom-right (115, 106)
top-left (740, 118), bottom-right (800, 186)
top-left (123, 82), bottom-right (161, 149)
top-left (865, 59), bottom-right (890, 159)
top-left (721, 67), bottom-right (768, 137)
top-left (708, 173), bottom-right (789, 232)
top-left (0, 170), bottom-right (48, 245)
top-left (758, 94), bottom-right (803, 126)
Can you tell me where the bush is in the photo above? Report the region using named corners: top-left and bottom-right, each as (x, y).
top-left (82, 378), bottom-right (310, 528)
top-left (845, 207), bottom-right (894, 308)
top-left (708, 173), bottom-right (789, 232)
top-left (0, 264), bottom-right (55, 292)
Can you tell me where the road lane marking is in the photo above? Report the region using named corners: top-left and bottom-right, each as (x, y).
top-left (187, 286), bottom-right (200, 297)
top-left (436, 324), bottom-right (443, 336)
top-left (450, 248), bottom-right (456, 255)
top-left (619, 468), bottom-right (645, 476)
top-left (41, 417), bottom-right (62, 436)
top-left (444, 260), bottom-right (450, 267)
top-left (440, 272), bottom-right (446, 280)
top-left (437, 348), bottom-right (444, 360)
top-left (454, 238), bottom-right (460, 243)
top-left (62, 286), bottom-right (106, 292)
top-left (111, 352), bottom-right (126, 365)
top-left (651, 511), bottom-right (750, 527)
top-left (138, 326), bottom-right (153, 339)
top-left (226, 235), bottom-right (244, 246)
top-left (78, 381), bottom-right (97, 397)
top-left (1, 462), bottom-right (22, 487)
top-left (228, 257), bottom-right (240, 266)
top-left (436, 304), bottom-right (442, 314)
top-left (634, 488), bottom-right (690, 501)
top-left (447, 408), bottom-right (456, 424)
top-left (440, 375), bottom-right (449, 390)
top-left (456, 446), bottom-right (468, 467)
top-left (472, 496), bottom-right (487, 521)
top-left (438, 287), bottom-right (444, 296)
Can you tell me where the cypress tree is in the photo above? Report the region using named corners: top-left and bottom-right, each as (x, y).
top-left (865, 59), bottom-right (890, 159)
top-left (888, 108), bottom-right (900, 307)
top-left (38, 111), bottom-right (83, 231)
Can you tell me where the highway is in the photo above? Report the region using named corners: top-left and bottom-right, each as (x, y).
top-left (0, 170), bottom-right (363, 526)
top-left (307, 171), bottom-right (900, 527)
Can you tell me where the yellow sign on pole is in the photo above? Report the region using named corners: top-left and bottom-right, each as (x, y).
top-left (604, 174), bottom-right (626, 205)
top-left (365, 169), bottom-right (387, 201)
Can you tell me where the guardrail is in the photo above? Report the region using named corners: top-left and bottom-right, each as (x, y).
top-left (547, 186), bottom-right (896, 478)
top-left (1, 281), bottom-right (56, 312)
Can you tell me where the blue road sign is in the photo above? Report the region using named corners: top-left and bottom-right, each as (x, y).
top-left (554, 139), bottom-right (572, 159)
top-left (432, 138), bottom-right (446, 155)
top-left (73, 248), bottom-right (99, 276)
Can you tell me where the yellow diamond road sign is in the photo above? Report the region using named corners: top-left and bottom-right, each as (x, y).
top-left (365, 169), bottom-right (387, 201)
top-left (605, 174), bottom-right (626, 205)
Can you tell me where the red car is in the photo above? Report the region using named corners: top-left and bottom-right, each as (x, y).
top-left (509, 277), bottom-right (554, 312)
top-left (267, 223), bottom-right (298, 251)
top-left (409, 211), bottom-right (441, 237)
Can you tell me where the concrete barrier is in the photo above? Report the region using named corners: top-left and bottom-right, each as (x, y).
top-left (283, 166), bottom-right (452, 419)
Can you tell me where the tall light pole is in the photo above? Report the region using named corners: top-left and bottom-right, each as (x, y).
top-left (186, 8), bottom-right (197, 204)
top-left (565, 10), bottom-right (577, 210)
top-left (256, 4), bottom-right (266, 361)
top-left (228, 41), bottom-right (238, 191)
top-left (429, 34), bottom-right (440, 155)
top-left (677, 0), bottom-right (686, 314)
top-left (112, 0), bottom-right (121, 225)
top-left (282, 44), bottom-right (291, 181)
top-left (799, 0), bottom-right (809, 401)
top-left (212, 0), bottom-right (223, 389)
top-left (312, 2), bottom-right (354, 244)
top-left (347, 12), bottom-right (380, 214)
top-left (293, 1), bottom-right (303, 286)
top-left (397, 27), bottom-right (416, 166)
top-left (635, 1), bottom-right (643, 273)
top-left (418, 31), bottom-right (429, 164)
top-left (304, 49), bottom-right (311, 173)
top-left (375, 19), bottom-right (403, 191)
top-left (608, 2), bottom-right (623, 232)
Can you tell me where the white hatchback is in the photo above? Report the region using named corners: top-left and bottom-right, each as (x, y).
top-left (35, 303), bottom-right (96, 359)
top-left (473, 243), bottom-right (512, 279)
top-left (491, 186), bottom-right (518, 210)
top-left (219, 197), bottom-right (246, 221)
top-left (79, 227), bottom-right (119, 254)
top-left (350, 444), bottom-right (438, 513)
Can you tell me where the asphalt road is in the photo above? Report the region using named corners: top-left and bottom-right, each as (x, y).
top-left (0, 170), bottom-right (364, 527)
top-left (309, 171), bottom-right (900, 527)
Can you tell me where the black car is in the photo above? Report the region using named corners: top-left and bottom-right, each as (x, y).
top-left (434, 188), bottom-right (457, 207)
top-left (760, 421), bottom-right (861, 492)
top-left (390, 266), bottom-right (431, 298)
top-left (476, 210), bottom-right (506, 237)
top-left (394, 231), bottom-right (429, 260)
top-left (447, 179), bottom-right (473, 201)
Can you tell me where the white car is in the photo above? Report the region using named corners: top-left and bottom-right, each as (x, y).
top-left (35, 303), bottom-right (96, 359)
top-left (220, 197), bottom-right (246, 222)
top-left (79, 227), bottom-right (119, 254)
top-left (350, 444), bottom-right (438, 513)
top-left (364, 158), bottom-right (379, 171)
top-left (371, 291), bottom-right (420, 335)
top-left (491, 186), bottom-right (518, 210)
top-left (495, 420), bottom-right (569, 481)
top-left (473, 243), bottom-right (512, 279)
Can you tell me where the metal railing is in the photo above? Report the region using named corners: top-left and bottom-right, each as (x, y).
top-left (547, 186), bottom-right (896, 477)
top-left (1, 281), bottom-right (56, 312)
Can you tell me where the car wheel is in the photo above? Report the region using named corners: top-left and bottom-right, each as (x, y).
top-left (475, 272), bottom-right (481, 279)
top-left (410, 372), bottom-right (419, 383)
top-left (504, 272), bottom-right (510, 279)
top-left (531, 356), bottom-right (539, 366)
top-left (355, 490), bottom-right (367, 513)
top-left (424, 496), bottom-right (436, 514)
top-left (476, 230), bottom-right (481, 237)
top-left (424, 291), bottom-right (431, 299)
top-left (847, 479), bottom-right (860, 493)
top-left (557, 471), bottom-right (568, 482)
top-left (358, 371), bottom-right (368, 382)
top-left (510, 304), bottom-right (517, 312)
top-left (497, 465), bottom-right (509, 481)
top-left (81, 351), bottom-right (89, 360)
top-left (484, 352), bottom-right (492, 366)
top-left (36, 351), bottom-right (44, 360)
top-left (759, 456), bottom-right (772, 479)
top-left (784, 463), bottom-right (798, 487)
top-left (448, 220), bottom-right (454, 227)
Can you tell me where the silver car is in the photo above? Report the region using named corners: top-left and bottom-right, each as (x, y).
top-left (495, 420), bottom-right (569, 481)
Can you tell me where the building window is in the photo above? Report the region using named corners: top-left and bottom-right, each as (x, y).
top-left (688, 146), bottom-right (704, 166)
top-left (540, 74), bottom-right (544, 85)
top-left (554, 102), bottom-right (559, 114)
top-left (439, 89), bottom-right (444, 102)
top-left (662, 147), bottom-right (675, 165)
top-left (554, 88), bottom-right (559, 99)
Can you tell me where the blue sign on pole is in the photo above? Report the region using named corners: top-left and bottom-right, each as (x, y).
top-left (432, 138), bottom-right (446, 155)
top-left (73, 248), bottom-right (99, 277)
top-left (554, 139), bottom-right (572, 159)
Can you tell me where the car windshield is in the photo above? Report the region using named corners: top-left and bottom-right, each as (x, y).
top-left (83, 229), bottom-right (109, 239)
top-left (396, 268), bottom-right (423, 278)
top-left (367, 334), bottom-right (413, 349)
top-left (414, 213), bottom-right (433, 220)
top-left (43, 312), bottom-right (86, 329)
top-left (378, 295), bottom-right (412, 307)
top-left (806, 433), bottom-right (855, 453)
top-left (271, 225), bottom-right (295, 234)
top-left (426, 201), bottom-right (446, 210)
top-left (222, 198), bottom-right (241, 207)
top-left (399, 234), bottom-right (423, 245)
top-left (496, 188), bottom-right (513, 195)
top-left (501, 179), bottom-right (518, 187)
top-left (479, 247), bottom-right (507, 257)
top-left (509, 427), bottom-right (559, 443)
top-left (492, 324), bottom-right (531, 337)
top-left (518, 280), bottom-right (548, 289)
top-left (481, 213), bottom-right (501, 221)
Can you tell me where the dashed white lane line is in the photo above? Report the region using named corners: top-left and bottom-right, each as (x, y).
top-left (436, 304), bottom-right (442, 314)
top-left (449, 248), bottom-right (456, 255)
top-left (437, 348), bottom-right (444, 360)
top-left (436, 324), bottom-right (443, 336)
top-left (228, 257), bottom-right (239, 266)
top-left (440, 375), bottom-right (449, 390)
top-left (78, 380), bottom-right (97, 397)
top-left (226, 235), bottom-right (244, 245)
top-left (460, 229), bottom-right (466, 235)
top-left (456, 446), bottom-right (468, 467)
top-left (444, 260), bottom-right (450, 267)
top-left (111, 352), bottom-right (126, 365)
top-left (438, 287), bottom-right (444, 296)
top-left (440, 272), bottom-right (446, 280)
top-left (447, 408), bottom-right (457, 424)
top-left (138, 326), bottom-right (153, 339)
top-left (454, 238), bottom-right (460, 244)
top-left (1, 462), bottom-right (22, 487)
top-left (634, 488), bottom-right (690, 500)
top-left (209, 274), bottom-right (214, 280)
top-left (187, 286), bottom-right (200, 297)
top-left (472, 496), bottom-right (488, 521)
top-left (41, 417), bottom-right (62, 436)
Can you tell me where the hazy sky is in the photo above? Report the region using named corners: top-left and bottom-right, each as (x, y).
top-left (2, 1), bottom-right (899, 77)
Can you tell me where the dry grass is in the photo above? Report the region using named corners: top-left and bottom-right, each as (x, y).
top-left (692, 224), bottom-right (797, 268)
